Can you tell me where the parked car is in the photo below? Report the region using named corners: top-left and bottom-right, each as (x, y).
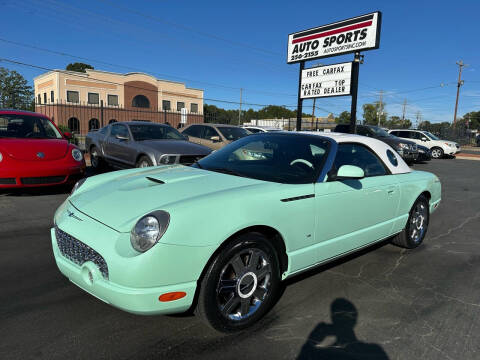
top-left (416, 144), bottom-right (432, 162)
top-left (0, 109), bottom-right (85, 188)
top-left (242, 126), bottom-right (282, 133)
top-left (85, 122), bottom-right (211, 170)
top-left (180, 123), bottom-right (250, 150)
top-left (334, 124), bottom-right (419, 164)
top-left (388, 129), bottom-right (460, 158)
top-left (52, 131), bottom-right (441, 332)
top-left (476, 134), bottom-right (480, 147)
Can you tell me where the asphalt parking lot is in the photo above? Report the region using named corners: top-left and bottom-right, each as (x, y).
top-left (1, 158), bottom-right (479, 360)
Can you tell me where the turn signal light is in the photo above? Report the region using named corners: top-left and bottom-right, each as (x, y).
top-left (159, 292), bottom-right (186, 302)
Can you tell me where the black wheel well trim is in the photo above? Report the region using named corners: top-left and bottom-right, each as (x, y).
top-left (189, 225), bottom-right (288, 312)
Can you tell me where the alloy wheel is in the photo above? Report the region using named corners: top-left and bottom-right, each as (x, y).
top-left (410, 202), bottom-right (427, 243)
top-left (217, 248), bottom-right (272, 321)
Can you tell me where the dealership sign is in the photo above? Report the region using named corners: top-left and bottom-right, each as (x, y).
top-left (287, 12), bottom-right (381, 64)
top-left (301, 62), bottom-right (352, 99)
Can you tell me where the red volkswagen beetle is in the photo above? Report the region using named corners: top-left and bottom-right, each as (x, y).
top-left (0, 109), bottom-right (86, 188)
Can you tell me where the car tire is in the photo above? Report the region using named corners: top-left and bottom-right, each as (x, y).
top-left (90, 146), bottom-right (105, 170)
top-left (431, 147), bottom-right (444, 159)
top-left (136, 155), bottom-right (153, 168)
top-left (196, 232), bottom-right (281, 333)
top-left (391, 195), bottom-right (429, 249)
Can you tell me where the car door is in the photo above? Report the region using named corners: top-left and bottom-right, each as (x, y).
top-left (182, 125), bottom-right (204, 145)
top-left (106, 124), bottom-right (135, 166)
top-left (314, 143), bottom-right (400, 263)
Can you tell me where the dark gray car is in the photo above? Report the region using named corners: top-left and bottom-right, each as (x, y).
top-left (86, 122), bottom-right (212, 170)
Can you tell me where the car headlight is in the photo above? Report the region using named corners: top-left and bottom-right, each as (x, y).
top-left (0, 151), bottom-right (3, 162)
top-left (130, 211), bottom-right (170, 252)
top-left (72, 148), bottom-right (83, 162)
top-left (397, 143), bottom-right (409, 150)
top-left (71, 178), bottom-right (86, 195)
top-left (159, 155), bottom-right (177, 165)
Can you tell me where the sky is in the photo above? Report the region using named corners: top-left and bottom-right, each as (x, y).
top-left (1, 0), bottom-right (479, 124)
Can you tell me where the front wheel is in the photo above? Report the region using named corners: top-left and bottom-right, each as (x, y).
top-left (90, 146), bottom-right (105, 170)
top-left (431, 147), bottom-right (444, 159)
top-left (196, 232), bottom-right (281, 332)
top-left (391, 195), bottom-right (429, 249)
top-left (136, 155), bottom-right (153, 168)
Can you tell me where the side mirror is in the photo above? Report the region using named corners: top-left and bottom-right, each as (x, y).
top-left (210, 135), bottom-right (221, 142)
top-left (421, 137), bottom-right (427, 141)
top-left (63, 131), bottom-right (72, 140)
top-left (116, 134), bottom-right (129, 141)
top-left (336, 165), bottom-right (364, 180)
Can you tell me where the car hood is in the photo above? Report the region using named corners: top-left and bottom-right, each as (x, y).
top-left (70, 165), bottom-right (265, 232)
top-left (380, 136), bottom-right (416, 147)
top-left (138, 140), bottom-right (211, 155)
top-left (0, 138), bottom-right (68, 161)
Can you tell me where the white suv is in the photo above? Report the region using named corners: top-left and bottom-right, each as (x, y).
top-left (388, 129), bottom-right (460, 158)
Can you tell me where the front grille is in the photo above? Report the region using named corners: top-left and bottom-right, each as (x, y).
top-left (0, 178), bottom-right (16, 185)
top-left (179, 155), bottom-right (205, 165)
top-left (21, 176), bottom-right (66, 185)
top-left (55, 227), bottom-right (109, 279)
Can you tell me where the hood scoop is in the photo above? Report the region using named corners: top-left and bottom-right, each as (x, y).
top-left (146, 176), bottom-right (165, 184)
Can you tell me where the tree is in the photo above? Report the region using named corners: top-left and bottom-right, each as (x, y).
top-left (335, 111), bottom-right (351, 124)
top-left (387, 115), bottom-right (411, 129)
top-left (362, 102), bottom-right (387, 126)
top-left (460, 111), bottom-right (480, 130)
top-left (66, 62), bottom-right (94, 73)
top-left (0, 67), bottom-right (34, 110)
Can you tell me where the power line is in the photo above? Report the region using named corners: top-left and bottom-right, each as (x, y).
top-left (0, 57), bottom-right (301, 109)
top-left (98, 0), bottom-right (281, 57)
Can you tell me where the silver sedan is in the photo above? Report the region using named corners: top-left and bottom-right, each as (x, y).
top-left (86, 122), bottom-right (212, 170)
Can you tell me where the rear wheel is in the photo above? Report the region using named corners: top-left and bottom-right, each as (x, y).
top-left (196, 232), bottom-right (281, 333)
top-left (392, 195), bottom-right (429, 249)
top-left (431, 147), bottom-right (444, 159)
top-left (136, 156), bottom-right (153, 168)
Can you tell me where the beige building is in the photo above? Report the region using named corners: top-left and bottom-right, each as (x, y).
top-left (33, 69), bottom-right (204, 135)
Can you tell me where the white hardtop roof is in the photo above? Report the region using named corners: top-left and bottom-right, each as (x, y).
top-left (301, 131), bottom-right (412, 174)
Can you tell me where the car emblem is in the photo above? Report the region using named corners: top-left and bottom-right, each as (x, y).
top-left (67, 210), bottom-right (83, 221)
top-left (37, 152), bottom-right (45, 159)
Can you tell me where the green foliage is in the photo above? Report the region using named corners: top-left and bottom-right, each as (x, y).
top-left (66, 63), bottom-right (94, 73)
top-left (203, 104), bottom-right (302, 124)
top-left (335, 111), bottom-right (351, 124)
top-left (387, 115), bottom-right (412, 129)
top-left (0, 67), bottom-right (34, 110)
top-left (362, 102), bottom-right (388, 126)
top-left (458, 111), bottom-right (480, 130)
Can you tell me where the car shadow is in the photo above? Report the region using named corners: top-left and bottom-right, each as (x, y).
top-left (297, 298), bottom-right (389, 360)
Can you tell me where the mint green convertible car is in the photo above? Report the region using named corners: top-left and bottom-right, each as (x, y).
top-left (52, 132), bottom-right (441, 332)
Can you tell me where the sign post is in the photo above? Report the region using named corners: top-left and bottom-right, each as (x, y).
top-left (287, 11), bottom-right (381, 132)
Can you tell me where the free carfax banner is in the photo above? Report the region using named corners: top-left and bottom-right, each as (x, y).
top-left (287, 12), bottom-right (381, 64)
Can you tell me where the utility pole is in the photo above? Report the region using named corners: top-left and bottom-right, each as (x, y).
top-left (377, 90), bottom-right (383, 126)
top-left (238, 88), bottom-right (243, 125)
top-left (416, 111), bottom-right (421, 128)
top-left (402, 99), bottom-right (407, 121)
top-left (311, 98), bottom-right (316, 124)
top-left (453, 60), bottom-right (466, 125)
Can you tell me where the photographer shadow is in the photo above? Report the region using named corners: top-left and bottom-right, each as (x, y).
top-left (297, 298), bottom-right (389, 360)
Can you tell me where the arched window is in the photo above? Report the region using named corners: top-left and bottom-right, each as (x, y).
top-left (89, 118), bottom-right (100, 131)
top-left (109, 119), bottom-right (117, 124)
top-left (132, 95), bottom-right (150, 108)
top-left (68, 117), bottom-right (80, 134)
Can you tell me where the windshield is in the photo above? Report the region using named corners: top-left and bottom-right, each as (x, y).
top-left (0, 114), bottom-right (62, 139)
top-left (129, 124), bottom-right (185, 141)
top-left (423, 131), bottom-right (439, 140)
top-left (217, 126), bottom-right (250, 141)
top-left (195, 134), bottom-right (331, 184)
top-left (367, 126), bottom-right (391, 137)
